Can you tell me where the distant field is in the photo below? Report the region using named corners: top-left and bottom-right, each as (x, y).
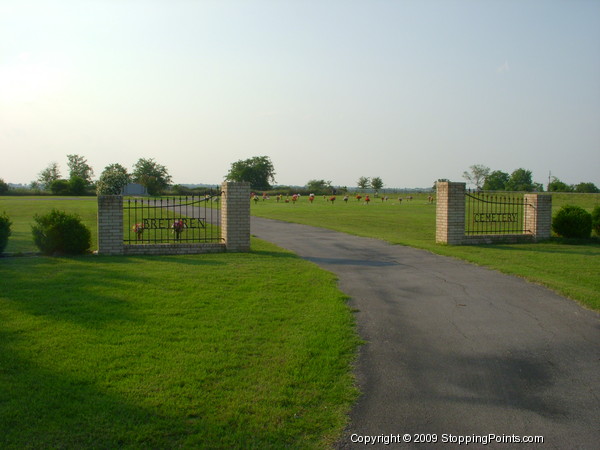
top-left (250, 192), bottom-right (600, 310)
top-left (549, 192), bottom-right (600, 211)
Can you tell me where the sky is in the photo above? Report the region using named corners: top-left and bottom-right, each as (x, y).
top-left (1, 0), bottom-right (599, 189)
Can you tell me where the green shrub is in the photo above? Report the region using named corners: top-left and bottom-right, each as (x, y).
top-left (592, 206), bottom-right (600, 236)
top-left (552, 205), bottom-right (592, 239)
top-left (69, 176), bottom-right (87, 196)
top-left (0, 211), bottom-right (12, 254)
top-left (31, 209), bottom-right (91, 255)
top-left (50, 179), bottom-right (71, 195)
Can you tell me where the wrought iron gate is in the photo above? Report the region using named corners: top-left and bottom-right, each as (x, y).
top-left (465, 190), bottom-right (531, 235)
top-left (124, 193), bottom-right (222, 244)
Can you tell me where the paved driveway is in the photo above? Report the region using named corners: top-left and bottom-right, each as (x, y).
top-left (251, 217), bottom-right (600, 449)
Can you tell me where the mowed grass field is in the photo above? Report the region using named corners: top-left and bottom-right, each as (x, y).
top-left (0, 197), bottom-right (360, 448)
top-left (251, 192), bottom-right (600, 310)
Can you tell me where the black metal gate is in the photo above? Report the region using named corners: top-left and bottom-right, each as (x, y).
top-left (124, 193), bottom-right (222, 244)
top-left (465, 190), bottom-right (531, 235)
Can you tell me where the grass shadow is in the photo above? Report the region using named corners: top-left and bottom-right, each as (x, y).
top-left (0, 327), bottom-right (298, 448)
top-left (0, 257), bottom-right (143, 328)
top-left (0, 329), bottom-right (175, 448)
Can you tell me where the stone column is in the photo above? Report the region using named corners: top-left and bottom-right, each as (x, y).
top-left (97, 195), bottom-right (124, 255)
top-left (221, 182), bottom-right (251, 252)
top-left (436, 181), bottom-right (466, 245)
top-left (524, 194), bottom-right (552, 241)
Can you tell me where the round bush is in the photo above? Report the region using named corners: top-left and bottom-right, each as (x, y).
top-left (0, 211), bottom-right (12, 254)
top-left (552, 205), bottom-right (592, 239)
top-left (592, 206), bottom-right (600, 236)
top-left (31, 209), bottom-right (91, 255)
top-left (69, 176), bottom-right (87, 196)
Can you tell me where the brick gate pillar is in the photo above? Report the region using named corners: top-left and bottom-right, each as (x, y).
top-left (524, 194), bottom-right (552, 241)
top-left (97, 195), bottom-right (124, 255)
top-left (436, 181), bottom-right (466, 245)
top-left (221, 182), bottom-right (251, 252)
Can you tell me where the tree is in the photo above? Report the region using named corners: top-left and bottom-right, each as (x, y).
top-left (370, 177), bottom-right (384, 191)
top-left (68, 176), bottom-right (87, 196)
top-left (132, 158), bottom-right (172, 195)
top-left (306, 179), bottom-right (332, 194)
top-left (574, 182), bottom-right (599, 193)
top-left (482, 170), bottom-right (509, 191)
top-left (37, 162), bottom-right (61, 189)
top-left (50, 179), bottom-right (71, 195)
top-left (0, 178), bottom-right (9, 195)
top-left (548, 177), bottom-right (573, 192)
top-left (462, 164), bottom-right (490, 190)
top-left (67, 154), bottom-right (94, 185)
top-left (225, 156), bottom-right (276, 190)
top-left (357, 176), bottom-right (370, 190)
top-left (505, 168), bottom-right (535, 192)
top-left (29, 181), bottom-right (42, 192)
top-left (97, 163), bottom-right (131, 195)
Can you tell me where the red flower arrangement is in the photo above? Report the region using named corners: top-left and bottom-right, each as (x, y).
top-left (172, 220), bottom-right (186, 239)
top-left (132, 223), bottom-right (145, 240)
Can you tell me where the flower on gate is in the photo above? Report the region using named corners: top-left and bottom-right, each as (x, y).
top-left (132, 223), bottom-right (145, 240)
top-left (172, 220), bottom-right (186, 239)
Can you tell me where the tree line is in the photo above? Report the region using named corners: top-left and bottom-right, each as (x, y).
top-left (462, 164), bottom-right (598, 193)
top-left (223, 156), bottom-right (386, 194)
top-left (17, 156), bottom-right (173, 196)
top-left (4, 155), bottom-right (274, 196)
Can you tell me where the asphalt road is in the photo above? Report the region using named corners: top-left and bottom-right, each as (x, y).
top-left (251, 217), bottom-right (600, 449)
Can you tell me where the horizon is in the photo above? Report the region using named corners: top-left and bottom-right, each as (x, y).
top-left (2, 1), bottom-right (599, 188)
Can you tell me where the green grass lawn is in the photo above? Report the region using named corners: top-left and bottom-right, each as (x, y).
top-left (0, 240), bottom-right (360, 448)
top-left (251, 192), bottom-right (600, 310)
top-left (0, 196), bottom-right (360, 447)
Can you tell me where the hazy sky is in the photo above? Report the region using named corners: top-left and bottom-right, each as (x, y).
top-left (1, 0), bottom-right (599, 188)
